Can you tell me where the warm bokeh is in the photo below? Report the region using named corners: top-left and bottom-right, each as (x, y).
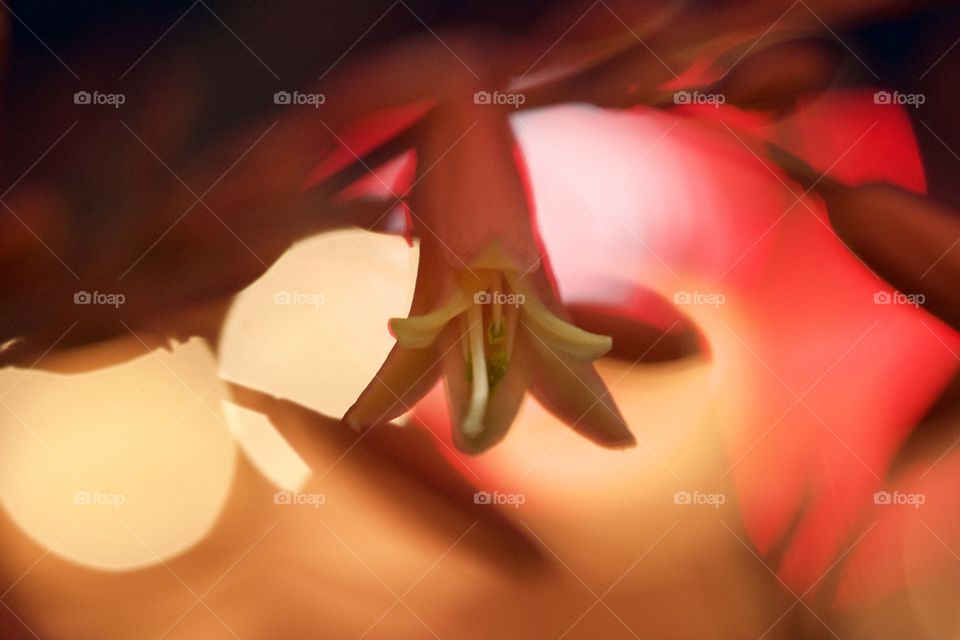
top-left (2, 1), bottom-right (960, 638)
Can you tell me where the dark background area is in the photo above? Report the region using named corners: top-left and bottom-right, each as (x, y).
top-left (0, 0), bottom-right (958, 361)
top-left (2, 0), bottom-right (959, 198)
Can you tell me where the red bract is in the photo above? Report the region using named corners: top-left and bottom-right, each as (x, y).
top-left (406, 91), bottom-right (959, 597)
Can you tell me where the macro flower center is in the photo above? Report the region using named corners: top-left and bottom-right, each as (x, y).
top-left (390, 263), bottom-right (613, 438)
top-left (460, 271), bottom-right (521, 437)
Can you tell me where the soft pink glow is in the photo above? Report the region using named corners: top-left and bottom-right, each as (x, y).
top-left (410, 92), bottom-right (960, 597)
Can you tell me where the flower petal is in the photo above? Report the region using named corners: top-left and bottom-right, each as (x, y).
top-left (410, 105), bottom-right (543, 273)
top-left (822, 183), bottom-right (960, 332)
top-left (389, 289), bottom-right (471, 349)
top-left (524, 332), bottom-right (635, 449)
top-left (565, 298), bottom-right (703, 363)
top-left (342, 342), bottom-right (442, 429)
top-left (438, 324), bottom-right (531, 454)
top-left (704, 38), bottom-right (841, 113)
top-left (769, 148), bottom-right (960, 332)
top-left (506, 272), bottom-right (612, 362)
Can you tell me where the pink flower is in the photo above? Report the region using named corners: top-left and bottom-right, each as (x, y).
top-left (342, 101), bottom-right (634, 453)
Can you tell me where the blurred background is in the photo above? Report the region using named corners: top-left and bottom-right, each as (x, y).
top-left (1, 0), bottom-right (960, 638)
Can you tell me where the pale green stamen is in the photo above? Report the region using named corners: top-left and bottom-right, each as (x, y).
top-left (462, 303), bottom-right (489, 437)
top-left (387, 266), bottom-right (613, 439)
